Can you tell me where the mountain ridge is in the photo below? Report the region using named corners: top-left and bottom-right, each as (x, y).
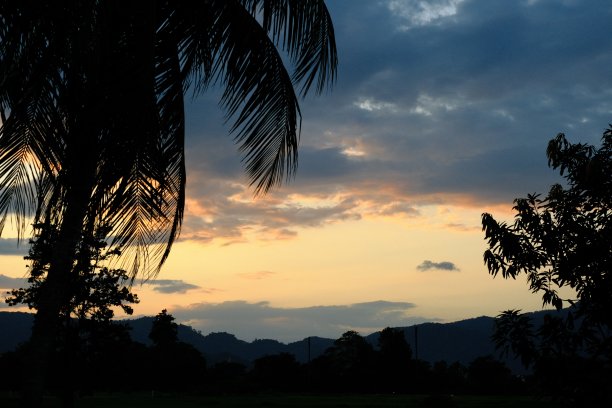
top-left (0, 309), bottom-right (563, 372)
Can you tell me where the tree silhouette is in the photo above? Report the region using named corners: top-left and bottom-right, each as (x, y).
top-left (251, 352), bottom-right (302, 392)
top-left (7, 224), bottom-right (138, 321)
top-left (148, 309), bottom-right (178, 347)
top-left (467, 355), bottom-right (514, 395)
top-left (6, 223), bottom-right (138, 406)
top-left (377, 327), bottom-right (412, 392)
top-left (317, 330), bottom-right (375, 392)
top-left (0, 1), bottom-right (337, 405)
top-left (482, 129), bottom-right (612, 405)
top-left (147, 309), bottom-right (206, 393)
top-left (207, 361), bottom-right (249, 394)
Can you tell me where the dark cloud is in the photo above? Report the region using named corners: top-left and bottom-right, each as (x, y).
top-left (176, 0), bottom-right (612, 243)
top-left (0, 238), bottom-right (29, 256)
top-left (419, 145), bottom-right (558, 202)
top-left (417, 260), bottom-right (460, 272)
top-left (141, 279), bottom-right (201, 294)
top-left (171, 300), bottom-right (433, 342)
top-left (0, 273), bottom-right (26, 289)
top-left (297, 147), bottom-right (360, 180)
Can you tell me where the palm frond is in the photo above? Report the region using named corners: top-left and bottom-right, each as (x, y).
top-left (89, 3), bottom-right (186, 278)
top-left (178, 1), bottom-right (297, 194)
top-left (241, 0), bottom-right (338, 95)
top-left (180, 0), bottom-right (337, 194)
top-left (0, 3), bottom-right (65, 237)
top-left (0, 0), bottom-right (337, 281)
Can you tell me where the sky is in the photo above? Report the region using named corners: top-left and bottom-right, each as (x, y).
top-left (2, 0), bottom-right (612, 343)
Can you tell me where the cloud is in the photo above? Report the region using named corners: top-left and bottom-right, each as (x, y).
top-left (445, 223), bottom-right (479, 232)
top-left (171, 300), bottom-right (433, 343)
top-left (237, 271), bottom-right (277, 280)
top-left (180, 177), bottom-right (429, 245)
top-left (354, 97), bottom-right (399, 114)
top-left (176, 0), bottom-right (612, 246)
top-left (386, 0), bottom-right (465, 30)
top-left (0, 238), bottom-right (29, 256)
top-left (0, 273), bottom-right (26, 289)
top-left (141, 279), bottom-right (201, 294)
top-left (417, 260), bottom-right (460, 272)
top-left (180, 173), bottom-right (367, 244)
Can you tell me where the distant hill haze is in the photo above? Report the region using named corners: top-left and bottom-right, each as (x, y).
top-left (0, 310), bottom-right (564, 373)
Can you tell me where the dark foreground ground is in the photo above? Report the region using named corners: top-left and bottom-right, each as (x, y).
top-left (0, 393), bottom-right (556, 408)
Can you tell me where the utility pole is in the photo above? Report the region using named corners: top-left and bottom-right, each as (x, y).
top-left (414, 325), bottom-right (419, 360)
top-left (307, 336), bottom-right (312, 390)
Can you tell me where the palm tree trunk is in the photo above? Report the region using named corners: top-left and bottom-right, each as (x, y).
top-left (22, 139), bottom-right (97, 407)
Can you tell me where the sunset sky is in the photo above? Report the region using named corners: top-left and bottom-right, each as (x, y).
top-left (2, 0), bottom-right (612, 343)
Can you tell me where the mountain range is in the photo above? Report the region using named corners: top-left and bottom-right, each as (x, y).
top-left (1, 310), bottom-right (563, 373)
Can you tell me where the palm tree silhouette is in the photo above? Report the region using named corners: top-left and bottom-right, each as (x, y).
top-left (0, 1), bottom-right (337, 405)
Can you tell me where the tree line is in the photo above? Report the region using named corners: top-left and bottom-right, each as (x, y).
top-left (0, 312), bottom-right (527, 399)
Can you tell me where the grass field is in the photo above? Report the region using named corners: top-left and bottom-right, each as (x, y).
top-left (0, 393), bottom-right (556, 408)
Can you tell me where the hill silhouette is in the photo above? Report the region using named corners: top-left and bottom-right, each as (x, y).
top-left (0, 309), bottom-right (565, 372)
